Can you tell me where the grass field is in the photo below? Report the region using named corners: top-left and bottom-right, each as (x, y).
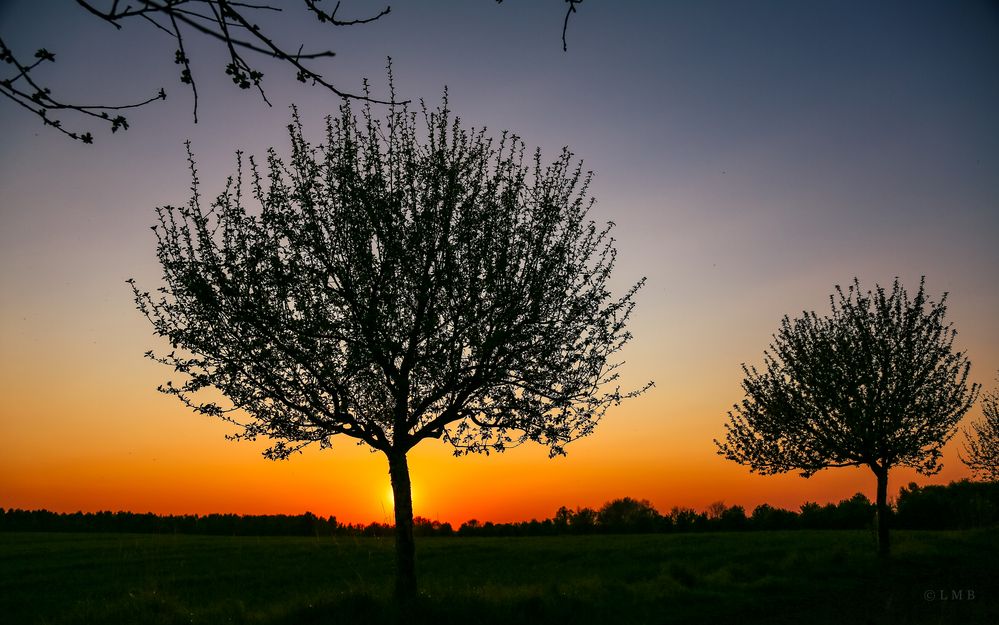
top-left (1, 529), bottom-right (996, 624)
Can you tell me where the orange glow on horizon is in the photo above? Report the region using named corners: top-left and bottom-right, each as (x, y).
top-left (0, 286), bottom-right (992, 526)
top-left (0, 386), bottom-right (983, 526)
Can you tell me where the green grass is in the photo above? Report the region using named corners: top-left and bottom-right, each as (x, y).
top-left (1, 530), bottom-right (996, 624)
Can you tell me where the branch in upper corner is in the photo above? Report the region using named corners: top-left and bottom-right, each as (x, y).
top-left (8, 1), bottom-right (588, 143)
top-left (7, 1), bottom-right (400, 143)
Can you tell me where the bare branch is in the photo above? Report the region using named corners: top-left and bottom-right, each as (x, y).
top-left (8, 1), bottom-right (586, 142)
top-left (74, 0), bottom-right (124, 29)
top-left (8, 1), bottom-right (402, 142)
top-left (303, 0), bottom-right (391, 26)
top-left (1, 36), bottom-right (166, 142)
top-left (562, 0), bottom-right (583, 52)
top-left (495, 0), bottom-right (583, 51)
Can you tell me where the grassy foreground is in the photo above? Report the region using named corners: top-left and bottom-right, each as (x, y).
top-left (1, 529), bottom-right (996, 624)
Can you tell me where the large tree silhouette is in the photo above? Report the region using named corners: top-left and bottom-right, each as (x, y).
top-left (715, 278), bottom-right (978, 555)
top-left (129, 90), bottom-right (649, 599)
top-left (963, 374), bottom-right (999, 481)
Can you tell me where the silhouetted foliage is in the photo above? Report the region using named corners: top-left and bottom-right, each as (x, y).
top-left (895, 480), bottom-right (999, 530)
top-left (831, 492), bottom-right (878, 529)
top-left (716, 277), bottom-right (979, 555)
top-left (549, 506), bottom-right (597, 534)
top-left (1, 1), bottom-right (587, 142)
top-left (705, 500), bottom-right (727, 520)
top-left (798, 494), bottom-right (877, 531)
top-left (668, 506), bottom-right (704, 532)
top-left (718, 504), bottom-right (748, 531)
top-left (129, 88), bottom-right (649, 599)
top-left (963, 373), bottom-right (999, 480)
top-left (569, 506), bottom-right (599, 533)
top-left (749, 504), bottom-right (798, 531)
top-left (596, 497), bottom-right (660, 533)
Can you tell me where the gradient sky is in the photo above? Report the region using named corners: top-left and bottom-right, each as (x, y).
top-left (1, 0), bottom-right (997, 525)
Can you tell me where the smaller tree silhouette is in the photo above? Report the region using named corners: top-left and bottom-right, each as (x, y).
top-left (715, 277), bottom-right (978, 555)
top-left (963, 373), bottom-right (999, 481)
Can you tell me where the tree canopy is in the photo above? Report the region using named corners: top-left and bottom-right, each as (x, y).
top-left (715, 277), bottom-right (979, 554)
top-left (130, 88), bottom-right (649, 598)
top-left (963, 373), bottom-right (999, 481)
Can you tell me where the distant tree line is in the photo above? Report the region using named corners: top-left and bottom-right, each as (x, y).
top-left (3, 480), bottom-right (995, 537)
top-left (894, 480), bottom-right (999, 530)
top-left (0, 510), bottom-right (342, 537)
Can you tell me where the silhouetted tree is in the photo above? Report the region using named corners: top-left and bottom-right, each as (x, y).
top-left (2, 1), bottom-right (586, 142)
top-left (597, 497), bottom-right (659, 533)
top-left (129, 90), bottom-right (649, 600)
top-left (830, 493), bottom-right (877, 529)
top-left (570, 507), bottom-right (598, 534)
top-left (553, 506), bottom-right (573, 532)
top-left (718, 504), bottom-right (748, 531)
top-left (797, 501), bottom-right (836, 530)
top-left (963, 373), bottom-right (999, 480)
top-left (668, 506), bottom-right (702, 532)
top-left (705, 500), bottom-right (727, 520)
top-left (749, 503), bottom-right (798, 530)
top-left (895, 480), bottom-right (999, 529)
top-left (716, 277), bottom-right (978, 555)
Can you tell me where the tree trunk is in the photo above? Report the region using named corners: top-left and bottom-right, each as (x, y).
top-left (874, 466), bottom-right (890, 557)
top-left (388, 451), bottom-right (417, 601)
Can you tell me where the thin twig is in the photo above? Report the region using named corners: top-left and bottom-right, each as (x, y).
top-left (562, 0), bottom-right (582, 52)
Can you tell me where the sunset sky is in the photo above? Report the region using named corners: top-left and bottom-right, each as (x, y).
top-left (1, 1), bottom-right (997, 525)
